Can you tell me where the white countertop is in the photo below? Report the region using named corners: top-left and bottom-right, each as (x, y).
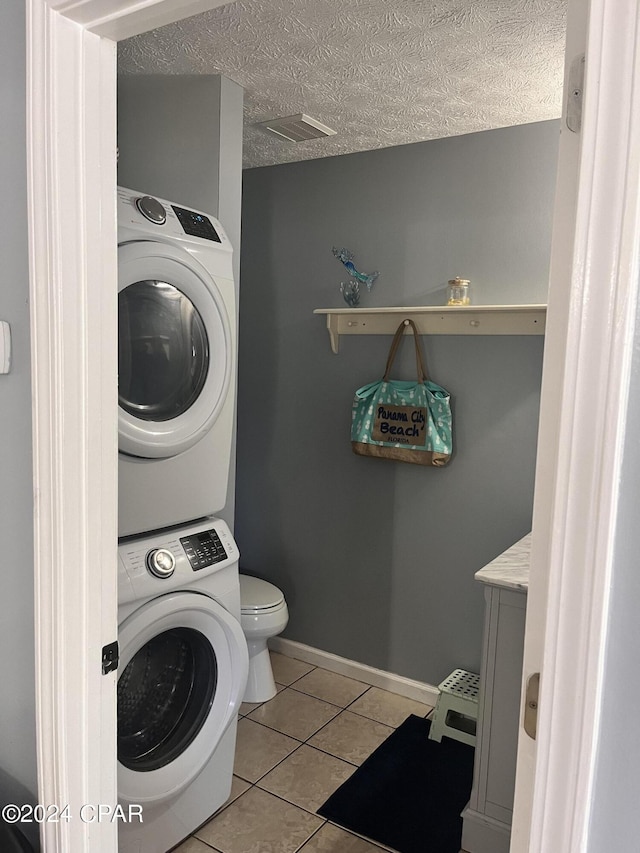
top-left (474, 533), bottom-right (531, 592)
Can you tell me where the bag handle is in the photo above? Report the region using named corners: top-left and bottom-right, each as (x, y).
top-left (383, 319), bottom-right (429, 383)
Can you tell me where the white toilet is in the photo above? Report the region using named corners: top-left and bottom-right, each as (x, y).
top-left (239, 574), bottom-right (289, 703)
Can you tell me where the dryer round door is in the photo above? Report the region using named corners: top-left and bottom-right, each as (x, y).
top-left (118, 241), bottom-right (232, 458)
top-left (117, 591), bottom-right (248, 805)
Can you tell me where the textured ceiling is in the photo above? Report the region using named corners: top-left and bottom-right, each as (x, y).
top-left (118, 0), bottom-right (567, 169)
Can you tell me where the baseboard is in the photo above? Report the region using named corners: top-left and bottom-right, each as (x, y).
top-left (268, 637), bottom-right (440, 706)
top-left (461, 804), bottom-right (511, 853)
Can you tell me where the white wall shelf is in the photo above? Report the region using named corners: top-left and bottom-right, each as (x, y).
top-left (313, 305), bottom-right (547, 353)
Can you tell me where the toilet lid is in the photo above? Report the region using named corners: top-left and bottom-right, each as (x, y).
top-left (239, 575), bottom-right (285, 611)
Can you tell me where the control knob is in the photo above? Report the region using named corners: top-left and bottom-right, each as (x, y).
top-left (135, 195), bottom-right (167, 225)
top-left (146, 548), bottom-right (176, 579)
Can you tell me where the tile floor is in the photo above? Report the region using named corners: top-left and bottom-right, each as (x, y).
top-left (172, 651), bottom-right (435, 853)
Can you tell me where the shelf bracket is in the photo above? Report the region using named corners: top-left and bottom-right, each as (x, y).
top-left (326, 315), bottom-right (340, 354)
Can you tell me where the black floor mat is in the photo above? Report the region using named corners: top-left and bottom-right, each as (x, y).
top-left (318, 715), bottom-right (474, 853)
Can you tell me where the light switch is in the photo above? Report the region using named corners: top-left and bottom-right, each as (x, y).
top-left (1, 321), bottom-right (11, 374)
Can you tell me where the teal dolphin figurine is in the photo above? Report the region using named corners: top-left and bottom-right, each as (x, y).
top-left (332, 247), bottom-right (379, 292)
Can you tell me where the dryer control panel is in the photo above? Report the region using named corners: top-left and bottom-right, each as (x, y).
top-left (117, 516), bottom-right (239, 605)
top-left (172, 205), bottom-right (222, 242)
top-left (117, 186), bottom-right (231, 252)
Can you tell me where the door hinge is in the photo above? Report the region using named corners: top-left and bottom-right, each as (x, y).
top-left (524, 672), bottom-right (540, 739)
top-left (102, 641), bottom-right (119, 675)
top-left (566, 54), bottom-right (585, 133)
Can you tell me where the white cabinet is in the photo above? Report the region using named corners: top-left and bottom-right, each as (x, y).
top-left (461, 536), bottom-right (530, 853)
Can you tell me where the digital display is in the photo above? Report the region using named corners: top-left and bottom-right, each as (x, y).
top-left (179, 529), bottom-right (228, 571)
top-left (172, 205), bottom-right (222, 243)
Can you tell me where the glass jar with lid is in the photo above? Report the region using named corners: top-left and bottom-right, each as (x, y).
top-left (447, 277), bottom-right (470, 306)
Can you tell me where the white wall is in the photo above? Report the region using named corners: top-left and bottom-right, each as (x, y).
top-left (0, 1), bottom-right (38, 795)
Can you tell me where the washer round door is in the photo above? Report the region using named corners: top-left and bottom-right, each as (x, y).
top-left (118, 241), bottom-right (232, 458)
top-left (117, 591), bottom-right (248, 805)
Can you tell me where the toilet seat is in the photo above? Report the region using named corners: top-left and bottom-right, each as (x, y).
top-left (240, 575), bottom-right (285, 613)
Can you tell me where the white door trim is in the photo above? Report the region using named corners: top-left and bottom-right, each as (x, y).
top-left (514, 1), bottom-right (640, 851)
top-left (47, 0), bottom-right (231, 40)
top-left (26, 2), bottom-right (120, 849)
top-left (26, 0), bottom-right (640, 851)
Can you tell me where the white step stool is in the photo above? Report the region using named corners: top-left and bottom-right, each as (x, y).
top-left (428, 668), bottom-right (480, 748)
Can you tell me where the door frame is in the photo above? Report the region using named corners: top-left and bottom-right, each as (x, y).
top-left (26, 1), bottom-right (228, 849)
top-left (26, 1), bottom-right (640, 851)
top-left (512, 1), bottom-right (640, 850)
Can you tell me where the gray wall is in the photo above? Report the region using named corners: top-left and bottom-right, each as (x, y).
top-left (118, 75), bottom-right (224, 219)
top-left (117, 74), bottom-right (243, 528)
top-left (236, 121), bottom-right (558, 684)
top-left (587, 279), bottom-right (640, 850)
top-left (0, 2), bottom-right (38, 795)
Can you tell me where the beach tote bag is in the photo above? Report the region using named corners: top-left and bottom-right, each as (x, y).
top-left (351, 319), bottom-right (452, 466)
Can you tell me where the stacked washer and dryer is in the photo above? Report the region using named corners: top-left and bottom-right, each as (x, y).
top-left (116, 187), bottom-right (248, 853)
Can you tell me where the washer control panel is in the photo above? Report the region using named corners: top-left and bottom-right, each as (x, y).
top-left (118, 516), bottom-right (239, 604)
top-left (179, 528), bottom-right (228, 571)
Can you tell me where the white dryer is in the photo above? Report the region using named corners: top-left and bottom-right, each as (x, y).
top-left (117, 516), bottom-right (248, 853)
top-left (118, 186), bottom-right (236, 537)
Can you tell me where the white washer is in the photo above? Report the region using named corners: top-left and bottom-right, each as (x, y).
top-left (117, 517), bottom-right (248, 853)
top-left (117, 186), bottom-right (236, 537)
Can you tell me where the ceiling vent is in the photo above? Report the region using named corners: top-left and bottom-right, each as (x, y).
top-left (258, 114), bottom-right (337, 143)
